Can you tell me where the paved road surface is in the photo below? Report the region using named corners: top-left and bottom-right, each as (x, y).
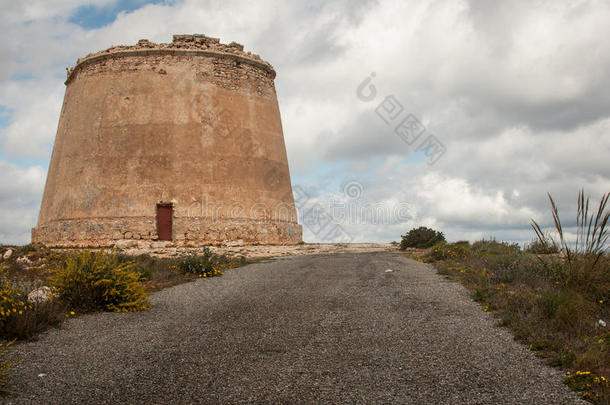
top-left (5, 253), bottom-right (583, 404)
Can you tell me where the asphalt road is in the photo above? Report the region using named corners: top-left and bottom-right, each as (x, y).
top-left (5, 253), bottom-right (583, 404)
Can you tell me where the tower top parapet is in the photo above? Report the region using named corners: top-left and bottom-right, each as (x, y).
top-left (65, 34), bottom-right (275, 84)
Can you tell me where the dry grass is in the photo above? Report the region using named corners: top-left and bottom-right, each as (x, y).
top-left (0, 246), bottom-right (250, 340)
top-left (410, 190), bottom-right (609, 404)
top-left (0, 340), bottom-right (17, 394)
top-left (414, 242), bottom-right (608, 403)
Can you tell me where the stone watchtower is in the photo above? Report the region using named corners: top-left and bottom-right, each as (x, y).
top-left (32, 34), bottom-right (302, 247)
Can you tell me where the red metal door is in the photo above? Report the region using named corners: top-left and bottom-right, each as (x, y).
top-left (157, 204), bottom-right (173, 241)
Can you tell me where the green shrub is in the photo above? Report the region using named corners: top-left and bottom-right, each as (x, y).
top-left (526, 238), bottom-right (559, 254)
top-left (51, 250), bottom-right (149, 313)
top-left (400, 227), bottom-right (445, 249)
top-left (470, 239), bottom-right (520, 256)
top-left (578, 332), bottom-right (610, 372)
top-left (549, 350), bottom-right (576, 368)
top-left (485, 255), bottom-right (536, 284)
top-left (177, 247), bottom-right (232, 278)
top-left (13, 243), bottom-right (42, 256)
top-left (117, 253), bottom-right (154, 281)
top-left (538, 290), bottom-right (565, 319)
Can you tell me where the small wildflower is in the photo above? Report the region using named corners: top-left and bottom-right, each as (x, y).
top-left (70, 311), bottom-right (75, 316)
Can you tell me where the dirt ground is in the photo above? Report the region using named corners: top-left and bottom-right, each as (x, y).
top-left (119, 242), bottom-right (398, 259)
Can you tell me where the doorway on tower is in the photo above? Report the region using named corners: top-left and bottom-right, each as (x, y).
top-left (156, 203), bottom-right (173, 241)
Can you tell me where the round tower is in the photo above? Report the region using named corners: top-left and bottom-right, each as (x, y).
top-left (32, 34), bottom-right (302, 247)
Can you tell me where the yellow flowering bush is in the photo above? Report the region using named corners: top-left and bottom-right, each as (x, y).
top-left (0, 279), bottom-right (29, 329)
top-left (564, 370), bottom-right (609, 400)
top-left (1, 265), bottom-right (66, 341)
top-left (424, 242), bottom-right (470, 263)
top-left (51, 250), bottom-right (149, 313)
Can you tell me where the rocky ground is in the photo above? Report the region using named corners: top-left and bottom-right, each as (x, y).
top-left (118, 242), bottom-right (397, 259)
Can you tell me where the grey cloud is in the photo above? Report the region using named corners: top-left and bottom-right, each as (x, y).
top-left (1, 0), bottom-right (610, 244)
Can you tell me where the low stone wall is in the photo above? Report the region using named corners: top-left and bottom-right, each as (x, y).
top-left (32, 217), bottom-right (302, 247)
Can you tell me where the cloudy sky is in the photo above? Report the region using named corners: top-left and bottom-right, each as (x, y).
top-left (1, 0), bottom-right (609, 245)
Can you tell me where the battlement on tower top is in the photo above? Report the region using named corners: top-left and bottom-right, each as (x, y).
top-left (65, 34), bottom-right (275, 83)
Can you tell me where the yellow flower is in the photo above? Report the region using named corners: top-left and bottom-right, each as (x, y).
top-left (600, 300), bottom-right (604, 304)
top-left (18, 310), bottom-right (23, 315)
top-left (70, 311), bottom-right (75, 316)
top-left (598, 339), bottom-right (604, 344)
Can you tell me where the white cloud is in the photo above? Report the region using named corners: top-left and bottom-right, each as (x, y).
top-left (1, 80), bottom-right (64, 157)
top-left (1, 0), bottom-right (609, 244)
top-left (0, 161), bottom-right (45, 244)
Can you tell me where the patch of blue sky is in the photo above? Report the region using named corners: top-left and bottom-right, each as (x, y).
top-left (291, 152), bottom-right (434, 195)
top-left (0, 106), bottom-right (11, 128)
top-left (0, 154), bottom-right (50, 170)
top-left (291, 160), bottom-right (352, 192)
top-left (68, 0), bottom-right (166, 29)
top-left (8, 72), bottom-right (34, 81)
top-left (405, 150), bottom-right (428, 164)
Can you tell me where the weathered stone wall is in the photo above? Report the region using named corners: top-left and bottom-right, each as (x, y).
top-left (32, 217), bottom-right (301, 248)
top-left (33, 34), bottom-right (302, 247)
